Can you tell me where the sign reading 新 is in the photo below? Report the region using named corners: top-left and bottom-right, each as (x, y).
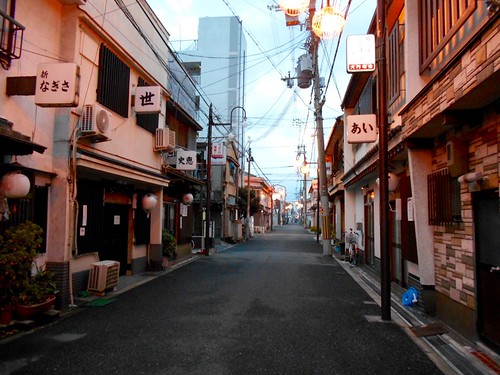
top-left (35, 63), bottom-right (79, 107)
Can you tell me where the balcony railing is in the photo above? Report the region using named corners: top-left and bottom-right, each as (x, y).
top-left (0, 9), bottom-right (25, 69)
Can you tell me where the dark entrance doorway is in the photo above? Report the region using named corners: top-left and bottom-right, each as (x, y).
top-left (102, 203), bottom-right (129, 275)
top-left (473, 188), bottom-right (500, 352)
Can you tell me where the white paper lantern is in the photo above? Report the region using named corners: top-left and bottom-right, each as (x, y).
top-left (1, 172), bottom-right (31, 198)
top-left (183, 193), bottom-right (194, 205)
top-left (141, 193), bottom-right (158, 212)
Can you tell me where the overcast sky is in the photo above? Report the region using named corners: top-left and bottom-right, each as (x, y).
top-left (147, 0), bottom-right (376, 202)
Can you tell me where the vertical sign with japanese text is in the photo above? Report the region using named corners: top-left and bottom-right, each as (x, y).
top-left (211, 142), bottom-right (226, 166)
top-left (346, 34), bottom-right (376, 73)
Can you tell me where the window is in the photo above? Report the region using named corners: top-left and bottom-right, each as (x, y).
top-left (427, 169), bottom-right (462, 225)
top-left (419, 0), bottom-right (476, 72)
top-left (0, 0), bottom-right (25, 69)
top-left (97, 44), bottom-right (130, 117)
top-left (388, 21), bottom-right (404, 103)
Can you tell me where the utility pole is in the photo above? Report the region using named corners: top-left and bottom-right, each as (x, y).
top-left (246, 146), bottom-right (252, 240)
top-left (377, 0), bottom-right (391, 320)
top-left (204, 105), bottom-right (214, 256)
top-left (310, 13), bottom-right (332, 256)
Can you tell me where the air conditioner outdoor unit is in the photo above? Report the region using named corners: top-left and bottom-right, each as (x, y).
top-left (154, 128), bottom-right (176, 151)
top-left (87, 260), bottom-right (120, 295)
top-left (81, 103), bottom-right (111, 137)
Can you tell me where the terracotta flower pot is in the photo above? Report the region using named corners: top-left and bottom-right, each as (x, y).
top-left (15, 295), bottom-right (55, 320)
top-left (0, 306), bottom-right (14, 325)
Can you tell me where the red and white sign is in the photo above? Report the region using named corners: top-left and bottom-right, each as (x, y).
top-left (347, 114), bottom-right (377, 144)
top-left (211, 142), bottom-right (226, 165)
top-left (346, 34), bottom-right (376, 73)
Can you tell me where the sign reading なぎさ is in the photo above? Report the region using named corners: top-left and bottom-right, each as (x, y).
top-left (35, 63), bottom-right (79, 107)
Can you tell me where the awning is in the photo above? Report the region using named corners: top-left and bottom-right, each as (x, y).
top-left (0, 125), bottom-right (46, 155)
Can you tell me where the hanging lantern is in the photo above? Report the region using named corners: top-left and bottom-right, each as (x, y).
top-left (182, 193), bottom-right (194, 205)
top-left (141, 193), bottom-right (158, 213)
top-left (0, 172), bottom-right (31, 198)
top-left (312, 2), bottom-right (346, 40)
top-left (279, 0), bottom-right (309, 17)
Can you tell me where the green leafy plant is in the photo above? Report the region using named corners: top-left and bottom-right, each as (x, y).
top-left (17, 267), bottom-right (57, 305)
top-left (0, 222), bottom-right (56, 307)
top-left (162, 229), bottom-right (177, 260)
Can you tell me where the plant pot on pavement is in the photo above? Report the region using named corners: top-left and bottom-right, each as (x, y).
top-left (0, 306), bottom-right (14, 325)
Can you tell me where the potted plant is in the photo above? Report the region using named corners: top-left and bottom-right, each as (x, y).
top-left (15, 267), bottom-right (57, 319)
top-left (162, 229), bottom-right (177, 268)
top-left (0, 221), bottom-right (41, 323)
top-left (0, 221), bottom-right (57, 321)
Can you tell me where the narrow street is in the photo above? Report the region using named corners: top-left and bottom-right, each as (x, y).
top-left (1, 224), bottom-right (442, 374)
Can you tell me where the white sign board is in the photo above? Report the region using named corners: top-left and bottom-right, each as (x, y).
top-left (176, 150), bottom-right (196, 170)
top-left (346, 34), bottom-right (376, 73)
top-left (135, 86), bottom-right (161, 114)
top-left (211, 142), bottom-right (226, 166)
top-left (35, 63), bottom-right (79, 107)
top-left (347, 114), bottom-right (377, 144)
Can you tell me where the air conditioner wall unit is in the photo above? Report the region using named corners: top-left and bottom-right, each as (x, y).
top-left (81, 103), bottom-right (111, 137)
top-left (87, 260), bottom-right (120, 295)
top-left (154, 128), bottom-right (176, 151)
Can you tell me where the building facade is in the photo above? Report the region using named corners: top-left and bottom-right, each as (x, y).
top-left (0, 0), bottom-right (202, 309)
top-left (336, 0), bottom-right (499, 351)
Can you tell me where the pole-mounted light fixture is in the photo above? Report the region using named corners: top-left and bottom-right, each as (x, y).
top-left (278, 0), bottom-right (310, 16)
top-left (312, 1), bottom-right (345, 40)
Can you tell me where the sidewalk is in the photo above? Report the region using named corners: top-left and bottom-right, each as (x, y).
top-left (331, 251), bottom-right (500, 375)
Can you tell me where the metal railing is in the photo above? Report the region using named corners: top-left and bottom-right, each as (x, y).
top-left (0, 9), bottom-right (25, 68)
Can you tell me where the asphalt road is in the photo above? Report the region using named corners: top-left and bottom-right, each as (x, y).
top-left (0, 224), bottom-right (442, 374)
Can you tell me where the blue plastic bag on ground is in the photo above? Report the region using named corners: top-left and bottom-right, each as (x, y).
top-left (402, 287), bottom-right (419, 306)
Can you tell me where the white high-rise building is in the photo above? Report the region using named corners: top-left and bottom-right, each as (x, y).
top-left (178, 16), bottom-right (247, 146)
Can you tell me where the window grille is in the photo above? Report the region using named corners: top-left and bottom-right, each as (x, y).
top-left (427, 169), bottom-right (462, 225)
top-left (388, 21), bottom-right (404, 103)
top-left (419, 0), bottom-right (476, 72)
top-left (97, 44), bottom-right (130, 117)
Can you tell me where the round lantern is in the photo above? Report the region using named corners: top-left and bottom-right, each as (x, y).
top-left (182, 193), bottom-right (194, 205)
top-left (312, 4), bottom-right (345, 40)
top-left (0, 172), bottom-right (31, 198)
top-left (141, 193), bottom-right (158, 213)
